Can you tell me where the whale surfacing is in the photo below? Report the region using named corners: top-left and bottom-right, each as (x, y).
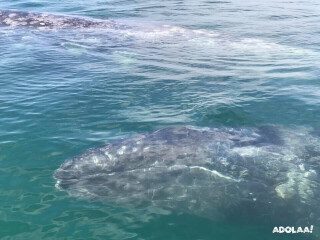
top-left (0, 9), bottom-right (117, 28)
top-left (54, 126), bottom-right (320, 226)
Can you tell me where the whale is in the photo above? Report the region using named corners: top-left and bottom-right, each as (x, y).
top-left (54, 126), bottom-right (320, 228)
top-left (0, 9), bottom-right (119, 29)
top-left (0, 9), bottom-right (220, 42)
top-left (1, 9), bottom-right (315, 62)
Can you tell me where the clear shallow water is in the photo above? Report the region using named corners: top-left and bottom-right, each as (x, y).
top-left (0, 0), bottom-right (320, 239)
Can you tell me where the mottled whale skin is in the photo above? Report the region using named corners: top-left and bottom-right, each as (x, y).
top-left (0, 9), bottom-right (118, 29)
top-left (54, 126), bottom-right (320, 227)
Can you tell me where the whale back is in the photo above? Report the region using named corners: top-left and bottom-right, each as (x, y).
top-left (54, 126), bottom-right (320, 224)
top-left (0, 9), bottom-right (116, 28)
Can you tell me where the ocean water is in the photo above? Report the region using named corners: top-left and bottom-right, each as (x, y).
top-left (0, 0), bottom-right (320, 239)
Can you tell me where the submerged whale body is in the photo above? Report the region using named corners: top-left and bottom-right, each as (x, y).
top-left (54, 126), bottom-right (320, 226)
top-left (0, 9), bottom-right (118, 28)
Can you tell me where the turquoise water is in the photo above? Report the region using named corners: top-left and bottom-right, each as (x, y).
top-left (1, 0), bottom-right (320, 239)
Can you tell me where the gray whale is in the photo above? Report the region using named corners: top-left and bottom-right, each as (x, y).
top-left (0, 9), bottom-right (118, 29)
top-left (54, 126), bottom-right (320, 227)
